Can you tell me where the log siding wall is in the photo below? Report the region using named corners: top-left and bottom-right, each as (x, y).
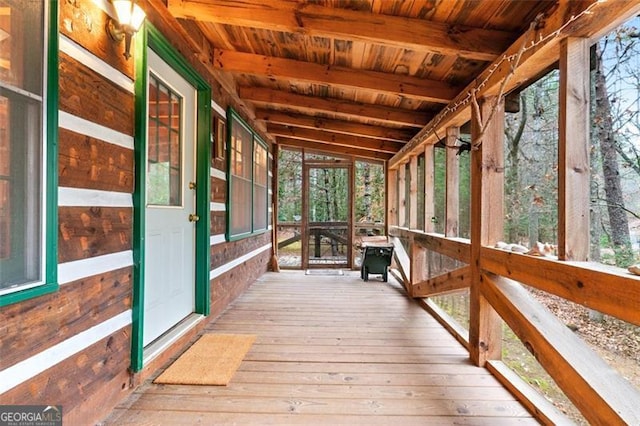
top-left (0, 1), bottom-right (272, 424)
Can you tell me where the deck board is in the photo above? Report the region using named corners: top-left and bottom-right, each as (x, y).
top-left (103, 270), bottom-right (539, 425)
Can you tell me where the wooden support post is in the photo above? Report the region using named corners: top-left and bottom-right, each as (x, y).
top-left (271, 144), bottom-right (280, 271)
top-left (388, 167), bottom-right (398, 227)
top-left (424, 144), bottom-right (435, 233)
top-left (398, 164), bottom-right (406, 228)
top-left (445, 127), bottom-right (460, 237)
top-left (469, 95), bottom-right (504, 366)
top-left (559, 37), bottom-right (590, 261)
top-left (409, 156), bottom-right (418, 229)
top-left (301, 152), bottom-right (309, 269)
top-left (410, 239), bottom-right (427, 298)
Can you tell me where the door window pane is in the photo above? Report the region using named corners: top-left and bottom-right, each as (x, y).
top-left (147, 75), bottom-right (182, 206)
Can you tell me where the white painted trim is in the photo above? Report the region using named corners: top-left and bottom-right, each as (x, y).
top-left (210, 243), bottom-right (272, 280)
top-left (59, 111), bottom-right (134, 150)
top-left (59, 251), bottom-right (134, 284)
top-left (268, 171), bottom-right (273, 178)
top-left (143, 314), bottom-right (204, 365)
top-left (0, 310), bottom-right (132, 394)
top-left (59, 187), bottom-right (132, 207)
top-left (60, 35), bottom-right (134, 94)
top-left (210, 234), bottom-right (226, 245)
top-left (211, 99), bottom-right (226, 118)
top-left (210, 167), bottom-right (227, 181)
top-left (210, 202), bottom-right (226, 212)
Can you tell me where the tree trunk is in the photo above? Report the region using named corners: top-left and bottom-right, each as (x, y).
top-left (594, 43), bottom-right (632, 266)
top-left (505, 96), bottom-right (527, 243)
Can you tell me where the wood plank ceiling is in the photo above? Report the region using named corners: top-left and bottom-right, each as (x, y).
top-left (167, 0), bottom-right (556, 161)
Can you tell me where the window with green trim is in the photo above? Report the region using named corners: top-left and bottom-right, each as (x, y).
top-left (0, 0), bottom-right (56, 303)
top-left (227, 110), bottom-right (269, 240)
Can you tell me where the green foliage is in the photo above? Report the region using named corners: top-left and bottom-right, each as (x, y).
top-left (355, 161), bottom-right (385, 223)
top-left (277, 149), bottom-right (302, 222)
top-left (615, 245), bottom-right (636, 268)
top-left (277, 150), bottom-right (386, 226)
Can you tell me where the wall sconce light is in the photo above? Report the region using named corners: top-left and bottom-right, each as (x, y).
top-left (107, 0), bottom-right (146, 60)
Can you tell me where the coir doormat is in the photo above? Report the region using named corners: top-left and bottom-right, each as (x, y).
top-left (154, 334), bottom-right (256, 385)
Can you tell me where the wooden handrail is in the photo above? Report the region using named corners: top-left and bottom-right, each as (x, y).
top-left (481, 246), bottom-right (640, 327)
top-left (390, 224), bottom-right (640, 423)
top-left (482, 273), bottom-right (640, 425)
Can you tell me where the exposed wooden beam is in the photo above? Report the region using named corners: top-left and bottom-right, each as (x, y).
top-left (239, 87), bottom-right (430, 128)
top-left (167, 0), bottom-right (515, 62)
top-left (214, 49), bottom-right (459, 104)
top-left (255, 109), bottom-right (415, 142)
top-left (276, 137), bottom-right (392, 161)
top-left (390, 0), bottom-right (640, 169)
top-left (267, 124), bottom-right (404, 154)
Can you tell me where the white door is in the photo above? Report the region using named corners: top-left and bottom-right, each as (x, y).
top-left (143, 49), bottom-right (197, 346)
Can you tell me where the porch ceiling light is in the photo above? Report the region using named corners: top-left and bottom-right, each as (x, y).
top-left (107, 0), bottom-right (146, 60)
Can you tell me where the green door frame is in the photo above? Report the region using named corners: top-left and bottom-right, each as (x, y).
top-left (131, 24), bottom-right (211, 372)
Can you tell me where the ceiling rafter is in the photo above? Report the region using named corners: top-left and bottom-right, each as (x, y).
top-left (167, 0), bottom-right (515, 62)
top-left (389, 0), bottom-right (640, 169)
top-left (213, 49), bottom-right (460, 104)
top-left (238, 87), bottom-right (431, 128)
top-left (276, 137), bottom-right (393, 161)
top-left (267, 124), bottom-right (405, 154)
top-left (255, 109), bottom-right (416, 143)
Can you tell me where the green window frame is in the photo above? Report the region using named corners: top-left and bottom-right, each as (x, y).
top-left (227, 109), bottom-right (269, 241)
top-left (0, 0), bottom-right (58, 307)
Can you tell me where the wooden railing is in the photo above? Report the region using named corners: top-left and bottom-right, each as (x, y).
top-left (389, 225), bottom-right (640, 425)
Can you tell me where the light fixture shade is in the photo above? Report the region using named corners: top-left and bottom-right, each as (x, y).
top-left (113, 0), bottom-right (146, 32)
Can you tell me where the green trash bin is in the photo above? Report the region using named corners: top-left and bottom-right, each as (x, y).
top-left (360, 244), bottom-right (394, 282)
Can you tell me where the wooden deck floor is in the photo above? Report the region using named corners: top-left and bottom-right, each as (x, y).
top-left (103, 270), bottom-right (539, 425)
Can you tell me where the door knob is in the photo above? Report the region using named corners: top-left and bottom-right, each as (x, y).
top-left (189, 181), bottom-right (197, 190)
top-left (188, 214), bottom-right (200, 222)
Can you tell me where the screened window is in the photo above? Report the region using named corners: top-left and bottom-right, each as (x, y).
top-left (252, 141), bottom-right (268, 231)
top-left (0, 0), bottom-right (52, 300)
top-left (228, 110), bottom-right (269, 239)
